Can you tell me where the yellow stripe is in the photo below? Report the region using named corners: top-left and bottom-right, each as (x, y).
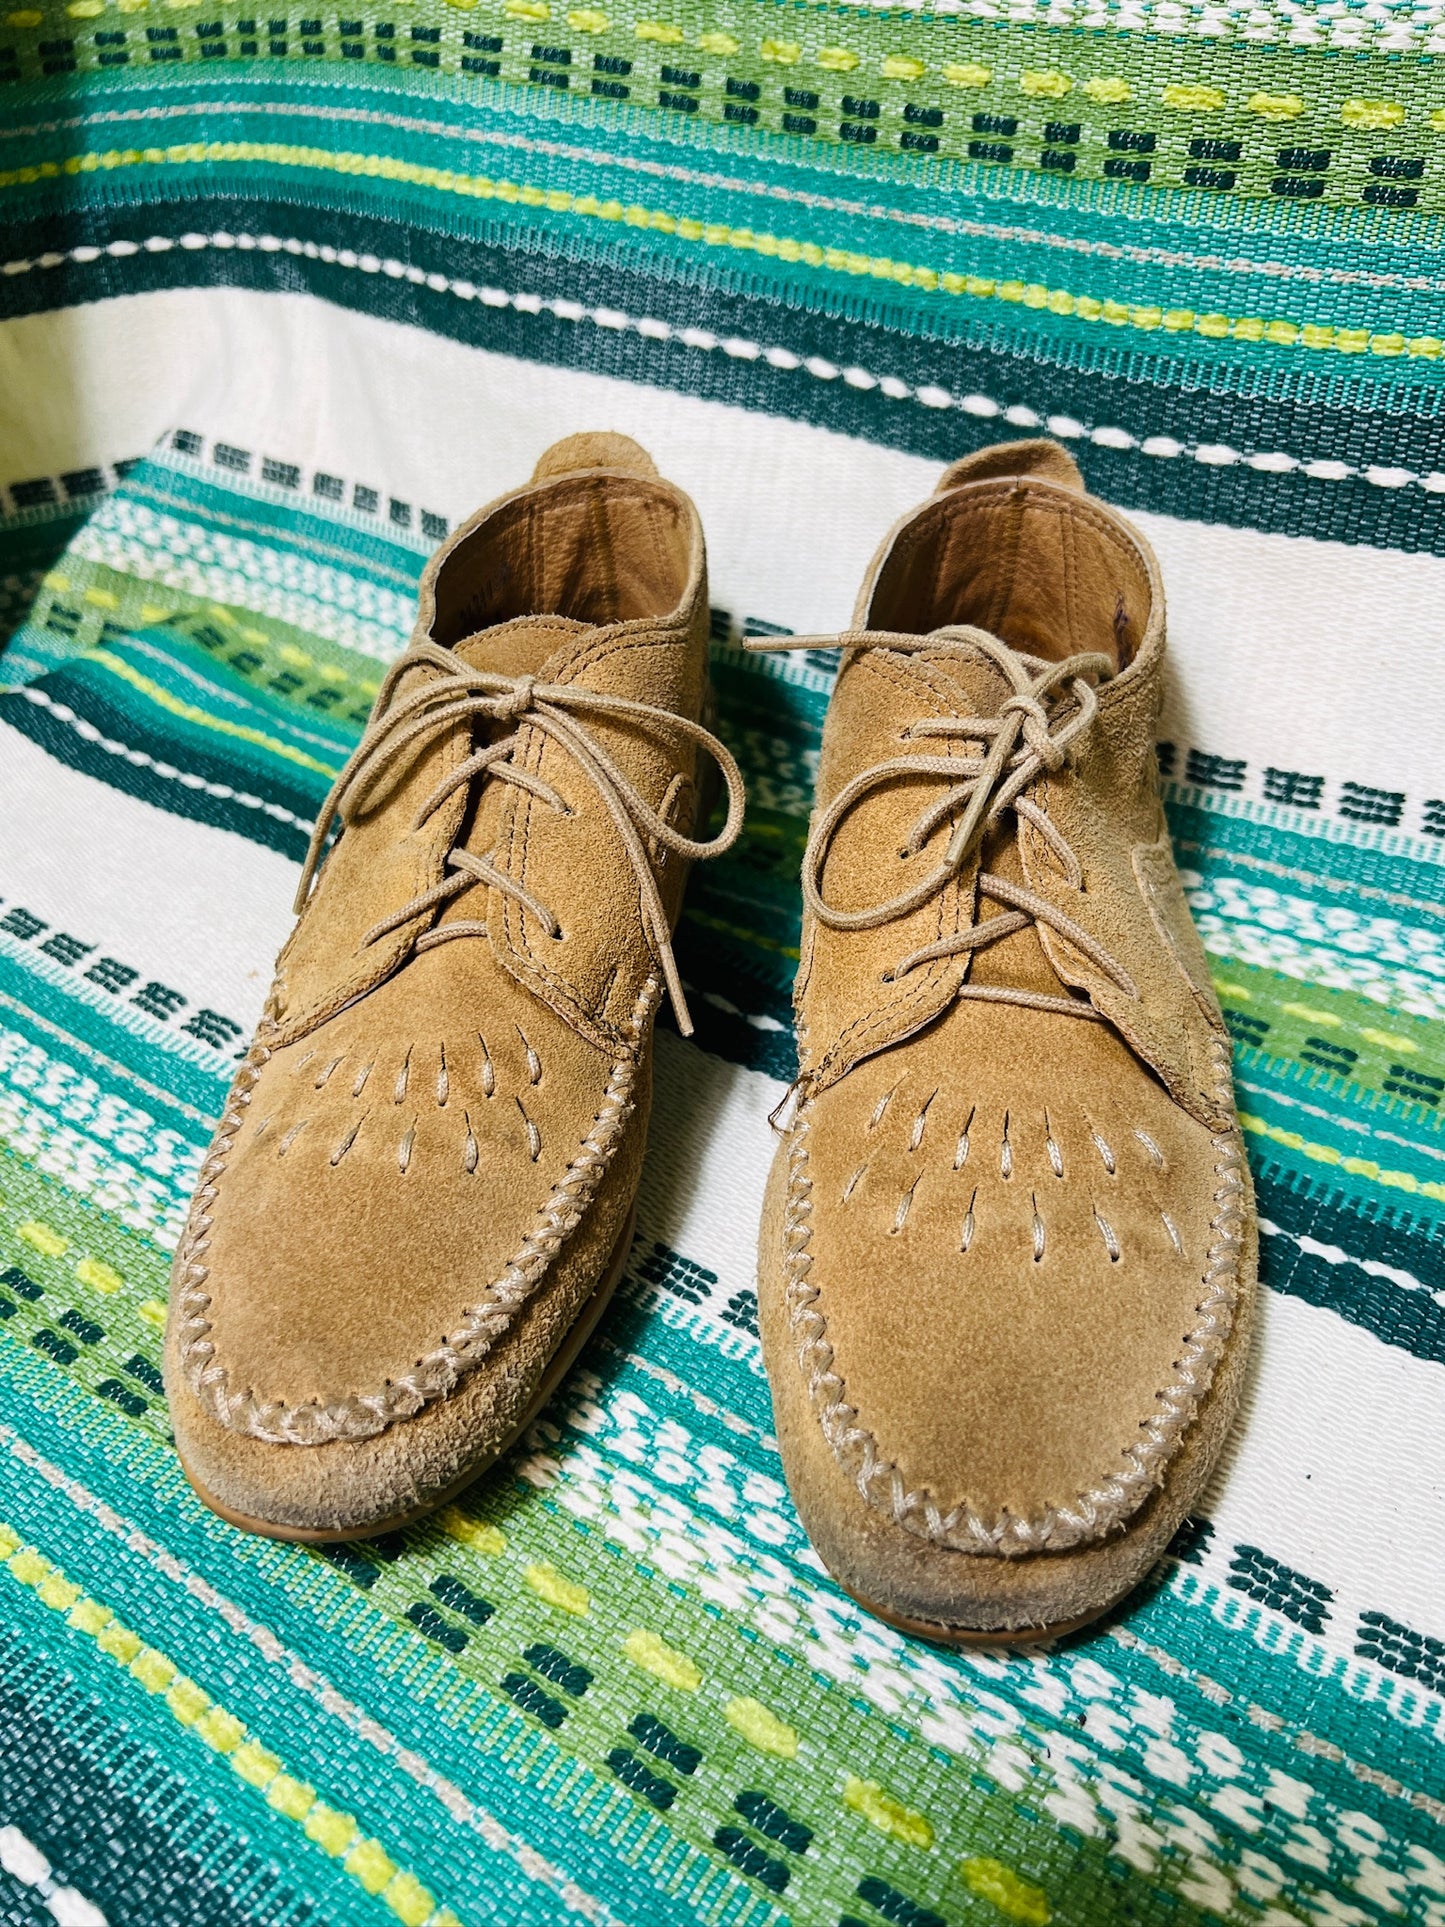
top-left (90, 648), bottom-right (342, 779)
top-left (1238, 1112), bottom-right (1445, 1203)
top-left (0, 1521), bottom-right (458, 1927)
top-left (2, 142), bottom-right (1436, 363)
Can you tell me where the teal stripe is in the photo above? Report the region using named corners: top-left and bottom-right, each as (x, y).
top-left (7, 72), bottom-right (1445, 361)
top-left (130, 461), bottom-right (433, 583)
top-left (0, 948), bottom-right (229, 1127)
top-left (0, 1551), bottom-right (406, 1925)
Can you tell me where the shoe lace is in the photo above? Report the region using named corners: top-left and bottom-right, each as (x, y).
top-left (747, 625), bottom-right (1136, 1019)
top-left (294, 636), bottom-right (746, 1035)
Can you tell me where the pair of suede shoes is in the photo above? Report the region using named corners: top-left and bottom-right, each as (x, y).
top-left (166, 431), bottom-right (1256, 1644)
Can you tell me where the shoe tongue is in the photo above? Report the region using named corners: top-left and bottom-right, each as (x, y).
top-left (913, 626), bottom-right (1015, 718)
top-left (451, 614), bottom-right (594, 680)
top-left (429, 616), bottom-right (596, 933)
top-left (913, 629), bottom-right (1073, 1002)
top-left (967, 825), bottom-right (1068, 997)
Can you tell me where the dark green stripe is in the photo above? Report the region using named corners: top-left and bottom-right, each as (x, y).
top-left (4, 192), bottom-right (1439, 558)
top-left (1260, 1227), bottom-right (1445, 1366)
top-left (0, 1631), bottom-right (321, 1927)
top-left (0, 678), bottom-right (313, 860)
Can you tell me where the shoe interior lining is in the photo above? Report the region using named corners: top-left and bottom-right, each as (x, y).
top-left (431, 475), bottom-right (694, 642)
top-left (865, 483), bottom-right (1153, 671)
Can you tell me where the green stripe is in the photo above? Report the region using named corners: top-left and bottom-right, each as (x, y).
top-left (6, 72), bottom-right (1445, 359)
top-left (2, 4), bottom-right (1443, 218)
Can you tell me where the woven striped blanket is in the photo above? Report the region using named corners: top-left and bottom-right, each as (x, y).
top-left (1, 14), bottom-right (1443, 1924)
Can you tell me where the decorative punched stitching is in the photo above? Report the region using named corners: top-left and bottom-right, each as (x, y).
top-left (1136, 1127), bottom-right (1166, 1170)
top-left (516, 1097), bottom-right (543, 1163)
top-left (518, 1026), bottom-right (543, 1086)
top-left (1093, 1200), bottom-right (1121, 1263)
top-left (892, 1175), bottom-right (921, 1234)
top-left (777, 1031), bottom-right (1250, 1556)
top-left (173, 979), bottom-right (659, 1445)
top-left (1044, 1109), bottom-right (1064, 1178)
top-left (908, 1089), bottom-right (937, 1152)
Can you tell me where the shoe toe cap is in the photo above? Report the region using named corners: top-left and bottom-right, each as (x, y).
top-left (168, 1007), bottom-right (638, 1478)
top-left (761, 1046), bottom-right (1254, 1629)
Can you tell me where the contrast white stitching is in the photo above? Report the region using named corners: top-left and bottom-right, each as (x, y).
top-left (173, 979), bottom-right (656, 1445)
top-left (780, 1031), bottom-right (1250, 1555)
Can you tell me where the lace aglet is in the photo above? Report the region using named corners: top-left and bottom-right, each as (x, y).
top-left (668, 982), bottom-right (695, 1037)
top-left (659, 952), bottom-right (695, 1038)
top-left (768, 1075), bottom-right (811, 1134)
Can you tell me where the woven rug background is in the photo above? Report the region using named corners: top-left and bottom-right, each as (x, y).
top-left (1, 10), bottom-right (1443, 1922)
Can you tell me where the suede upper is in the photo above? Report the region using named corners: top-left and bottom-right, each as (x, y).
top-left (760, 441), bottom-right (1255, 1629)
top-left (166, 434), bottom-right (729, 1527)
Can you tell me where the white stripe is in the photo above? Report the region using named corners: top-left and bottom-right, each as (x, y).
top-left (7, 289), bottom-right (1443, 825)
top-left (1140, 508), bottom-right (1445, 821)
top-left (9, 689), bottom-right (315, 833)
top-left (1205, 1286), bottom-right (1445, 1645)
top-left (0, 1827), bottom-right (107, 1926)
top-left (0, 726), bottom-right (296, 1035)
top-left (2, 261), bottom-right (1439, 500)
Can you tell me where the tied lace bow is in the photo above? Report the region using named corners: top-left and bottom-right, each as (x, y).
top-left (747, 625), bottom-right (1137, 1019)
top-left (295, 637), bottom-right (745, 1035)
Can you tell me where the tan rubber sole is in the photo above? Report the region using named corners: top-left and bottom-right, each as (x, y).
top-left (181, 1203), bottom-right (637, 1545)
top-left (834, 1581), bottom-right (1103, 1649)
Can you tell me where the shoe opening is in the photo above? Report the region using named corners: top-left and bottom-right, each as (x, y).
top-left (864, 478), bottom-right (1153, 670)
top-left (431, 473), bottom-right (697, 643)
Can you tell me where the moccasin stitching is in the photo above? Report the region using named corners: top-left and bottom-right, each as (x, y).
top-left (780, 1029), bottom-right (1249, 1556)
top-left (173, 977), bottom-right (658, 1446)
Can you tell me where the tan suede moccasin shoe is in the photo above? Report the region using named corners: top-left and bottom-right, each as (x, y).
top-left (165, 433), bottom-right (743, 1541)
top-left (754, 440), bottom-right (1256, 1644)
